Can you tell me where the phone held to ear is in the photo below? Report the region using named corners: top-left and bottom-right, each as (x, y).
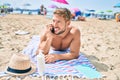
top-left (51, 27), bottom-right (55, 33)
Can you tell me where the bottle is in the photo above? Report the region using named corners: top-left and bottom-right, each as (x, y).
top-left (36, 51), bottom-right (45, 76)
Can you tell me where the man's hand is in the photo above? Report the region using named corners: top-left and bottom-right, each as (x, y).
top-left (46, 24), bottom-right (54, 34)
top-left (45, 54), bottom-right (58, 63)
top-left (36, 49), bottom-right (39, 56)
top-left (45, 24), bottom-right (56, 39)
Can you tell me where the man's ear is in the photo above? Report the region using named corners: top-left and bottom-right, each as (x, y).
top-left (67, 21), bottom-right (71, 25)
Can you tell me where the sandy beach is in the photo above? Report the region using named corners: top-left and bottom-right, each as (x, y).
top-left (0, 14), bottom-right (120, 80)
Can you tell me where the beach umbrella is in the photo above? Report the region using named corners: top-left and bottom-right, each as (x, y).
top-left (52, 0), bottom-right (69, 5)
top-left (98, 11), bottom-right (104, 14)
top-left (106, 10), bottom-right (113, 14)
top-left (23, 3), bottom-right (31, 9)
top-left (87, 9), bottom-right (96, 17)
top-left (85, 9), bottom-right (95, 14)
top-left (71, 8), bottom-right (82, 16)
top-left (71, 8), bottom-right (80, 12)
top-left (97, 11), bottom-right (105, 17)
top-left (48, 4), bottom-right (58, 8)
top-left (23, 3), bottom-right (31, 6)
top-left (114, 3), bottom-right (120, 8)
top-left (106, 10), bottom-right (113, 13)
top-left (89, 10), bottom-right (95, 12)
top-left (1, 5), bottom-right (8, 8)
top-left (105, 10), bottom-right (113, 19)
top-left (85, 9), bottom-right (95, 12)
top-left (113, 3), bottom-right (120, 13)
top-left (14, 7), bottom-right (22, 11)
top-left (3, 3), bottom-right (11, 6)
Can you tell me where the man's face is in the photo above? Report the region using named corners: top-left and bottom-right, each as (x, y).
top-left (52, 14), bottom-right (69, 35)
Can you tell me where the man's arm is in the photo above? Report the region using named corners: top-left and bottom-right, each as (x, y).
top-left (36, 33), bottom-right (53, 55)
top-left (57, 28), bottom-right (80, 60)
top-left (39, 35), bottom-right (52, 55)
top-left (36, 34), bottom-right (49, 55)
top-left (36, 24), bottom-right (56, 55)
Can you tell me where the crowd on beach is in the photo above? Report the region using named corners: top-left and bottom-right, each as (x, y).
top-left (0, 4), bottom-right (120, 22)
top-left (0, 4), bottom-right (47, 15)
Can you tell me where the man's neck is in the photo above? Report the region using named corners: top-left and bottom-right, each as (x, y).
top-left (58, 26), bottom-right (71, 39)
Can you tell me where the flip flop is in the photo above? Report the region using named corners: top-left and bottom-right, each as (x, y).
top-left (15, 30), bottom-right (30, 35)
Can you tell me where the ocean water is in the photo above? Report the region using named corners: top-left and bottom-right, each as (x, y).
top-left (11, 8), bottom-right (115, 19)
top-left (12, 8), bottom-right (54, 15)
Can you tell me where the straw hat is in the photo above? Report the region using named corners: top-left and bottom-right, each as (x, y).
top-left (6, 53), bottom-right (36, 76)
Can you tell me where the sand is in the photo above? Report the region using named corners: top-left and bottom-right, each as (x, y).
top-left (0, 14), bottom-right (120, 80)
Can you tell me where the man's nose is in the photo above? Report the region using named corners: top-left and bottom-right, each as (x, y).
top-left (53, 22), bottom-right (58, 27)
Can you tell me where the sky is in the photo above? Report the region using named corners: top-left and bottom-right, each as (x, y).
top-left (0, 0), bottom-right (120, 13)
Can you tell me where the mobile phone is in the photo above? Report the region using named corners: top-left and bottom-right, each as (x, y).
top-left (51, 27), bottom-right (55, 33)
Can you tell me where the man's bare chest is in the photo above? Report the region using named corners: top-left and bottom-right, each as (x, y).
top-left (52, 36), bottom-right (73, 50)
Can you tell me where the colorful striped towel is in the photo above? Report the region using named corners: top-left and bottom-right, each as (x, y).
top-left (22, 35), bottom-right (102, 79)
top-left (44, 54), bottom-right (98, 78)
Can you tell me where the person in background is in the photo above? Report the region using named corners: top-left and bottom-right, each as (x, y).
top-left (40, 4), bottom-right (44, 15)
top-left (43, 8), bottom-right (47, 15)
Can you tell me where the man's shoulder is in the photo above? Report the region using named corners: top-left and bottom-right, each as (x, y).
top-left (69, 26), bottom-right (80, 39)
top-left (70, 26), bottom-right (80, 34)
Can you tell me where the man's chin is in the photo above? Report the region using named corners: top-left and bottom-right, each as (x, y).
top-left (56, 32), bottom-right (64, 35)
top-left (54, 33), bottom-right (60, 35)
top-left (55, 29), bottom-right (66, 35)
top-left (54, 31), bottom-right (60, 35)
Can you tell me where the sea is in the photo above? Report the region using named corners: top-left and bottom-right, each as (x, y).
top-left (2, 8), bottom-right (115, 19)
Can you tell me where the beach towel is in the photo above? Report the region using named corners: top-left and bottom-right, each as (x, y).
top-left (22, 35), bottom-right (102, 79)
top-left (0, 35), bottom-right (102, 79)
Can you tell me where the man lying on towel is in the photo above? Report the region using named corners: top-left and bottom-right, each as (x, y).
top-left (36, 8), bottom-right (81, 63)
